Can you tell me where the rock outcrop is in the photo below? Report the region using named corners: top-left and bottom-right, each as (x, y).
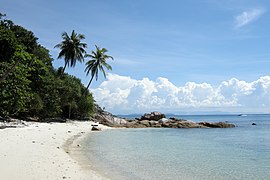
top-left (91, 108), bottom-right (235, 129)
top-left (124, 118), bottom-right (235, 129)
top-left (198, 122), bottom-right (236, 128)
top-left (92, 104), bottom-right (127, 127)
top-left (140, 111), bottom-right (166, 121)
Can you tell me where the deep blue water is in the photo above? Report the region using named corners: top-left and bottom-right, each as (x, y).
top-left (82, 114), bottom-right (270, 180)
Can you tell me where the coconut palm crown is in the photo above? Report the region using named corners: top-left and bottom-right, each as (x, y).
top-left (54, 30), bottom-right (87, 76)
top-left (84, 45), bottom-right (113, 91)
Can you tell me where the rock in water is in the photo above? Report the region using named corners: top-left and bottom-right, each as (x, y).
top-left (158, 118), bottom-right (169, 123)
top-left (91, 126), bottom-right (101, 131)
top-left (198, 122), bottom-right (235, 128)
top-left (138, 120), bottom-right (151, 127)
top-left (140, 111), bottom-right (166, 121)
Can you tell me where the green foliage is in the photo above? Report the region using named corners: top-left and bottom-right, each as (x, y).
top-left (0, 48), bottom-right (32, 116)
top-left (0, 13), bottom-right (94, 119)
top-left (28, 93), bottom-right (44, 116)
top-left (10, 25), bottom-right (38, 54)
top-left (36, 75), bottom-right (62, 118)
top-left (57, 74), bottom-right (94, 118)
top-left (0, 26), bottom-right (18, 61)
top-left (54, 30), bottom-right (87, 76)
top-left (77, 93), bottom-right (95, 117)
top-left (33, 45), bottom-right (53, 67)
top-left (0, 13), bottom-right (14, 28)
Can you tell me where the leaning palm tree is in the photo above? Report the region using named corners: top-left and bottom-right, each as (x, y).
top-left (54, 30), bottom-right (87, 77)
top-left (84, 45), bottom-right (113, 93)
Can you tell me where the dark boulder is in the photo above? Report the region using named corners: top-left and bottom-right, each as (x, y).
top-left (198, 122), bottom-right (235, 128)
top-left (91, 126), bottom-right (101, 131)
top-left (140, 112), bottom-right (166, 121)
top-left (138, 120), bottom-right (151, 127)
top-left (177, 121), bottom-right (203, 128)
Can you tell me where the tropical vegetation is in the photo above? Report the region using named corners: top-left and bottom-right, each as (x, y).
top-left (54, 30), bottom-right (87, 77)
top-left (0, 13), bottom-right (112, 120)
top-left (84, 45), bottom-right (113, 92)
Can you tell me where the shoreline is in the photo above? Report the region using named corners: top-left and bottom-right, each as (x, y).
top-left (0, 121), bottom-right (110, 180)
top-left (63, 123), bottom-right (111, 180)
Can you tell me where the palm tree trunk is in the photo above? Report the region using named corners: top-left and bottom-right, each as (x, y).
top-left (68, 104), bottom-right (71, 119)
top-left (83, 75), bottom-right (95, 96)
top-left (0, 59), bottom-right (21, 83)
top-left (60, 61), bottom-right (68, 78)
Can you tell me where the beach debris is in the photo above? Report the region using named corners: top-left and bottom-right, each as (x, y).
top-left (43, 117), bottom-right (67, 123)
top-left (0, 117), bottom-right (28, 129)
top-left (0, 116), bottom-right (6, 121)
top-left (25, 117), bottom-right (39, 122)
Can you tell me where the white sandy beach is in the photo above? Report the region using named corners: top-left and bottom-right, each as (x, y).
top-left (0, 121), bottom-right (110, 180)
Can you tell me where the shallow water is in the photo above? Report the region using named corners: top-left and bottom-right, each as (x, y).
top-left (83, 114), bottom-right (270, 180)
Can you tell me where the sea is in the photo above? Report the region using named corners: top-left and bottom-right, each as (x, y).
top-left (82, 114), bottom-right (270, 180)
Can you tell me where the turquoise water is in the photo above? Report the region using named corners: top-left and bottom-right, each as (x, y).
top-left (83, 115), bottom-right (270, 180)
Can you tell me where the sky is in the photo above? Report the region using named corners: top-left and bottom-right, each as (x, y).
top-left (1, 0), bottom-right (270, 114)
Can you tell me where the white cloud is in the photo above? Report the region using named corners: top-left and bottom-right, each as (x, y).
top-left (235, 8), bottom-right (266, 28)
top-left (92, 74), bottom-right (270, 114)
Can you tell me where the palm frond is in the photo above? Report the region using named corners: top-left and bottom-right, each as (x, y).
top-left (54, 30), bottom-right (87, 72)
top-left (99, 65), bottom-right (107, 79)
top-left (84, 45), bottom-right (113, 89)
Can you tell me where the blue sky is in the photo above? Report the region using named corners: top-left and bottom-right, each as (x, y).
top-left (2, 0), bottom-right (270, 114)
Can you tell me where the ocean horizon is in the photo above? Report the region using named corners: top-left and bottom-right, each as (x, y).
top-left (82, 114), bottom-right (270, 179)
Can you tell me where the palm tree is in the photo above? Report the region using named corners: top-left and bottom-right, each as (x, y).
top-left (54, 30), bottom-right (87, 77)
top-left (84, 45), bottom-right (113, 93)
